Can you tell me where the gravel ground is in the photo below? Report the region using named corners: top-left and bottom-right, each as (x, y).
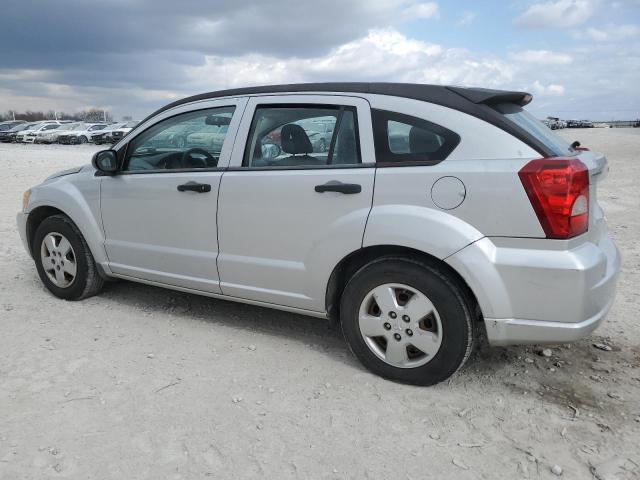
top-left (1, 129), bottom-right (639, 479)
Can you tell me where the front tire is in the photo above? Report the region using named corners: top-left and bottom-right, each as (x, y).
top-left (33, 215), bottom-right (104, 300)
top-left (340, 257), bottom-right (475, 386)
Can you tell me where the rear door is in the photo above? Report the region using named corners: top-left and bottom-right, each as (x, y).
top-left (217, 95), bottom-right (375, 312)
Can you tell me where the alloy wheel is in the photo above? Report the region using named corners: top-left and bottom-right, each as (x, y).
top-left (358, 283), bottom-right (443, 368)
top-left (40, 232), bottom-right (77, 288)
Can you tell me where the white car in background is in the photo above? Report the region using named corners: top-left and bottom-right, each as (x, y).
top-left (57, 123), bottom-right (109, 145)
top-left (91, 123), bottom-right (126, 144)
top-left (36, 122), bottom-right (85, 144)
top-left (107, 121), bottom-right (139, 143)
top-left (16, 121), bottom-right (64, 143)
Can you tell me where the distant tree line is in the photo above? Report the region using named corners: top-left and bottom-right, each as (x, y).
top-left (1, 109), bottom-right (114, 122)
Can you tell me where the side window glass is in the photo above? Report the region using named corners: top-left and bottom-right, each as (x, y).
top-left (124, 106), bottom-right (235, 171)
top-left (243, 105), bottom-right (360, 168)
top-left (372, 109), bottom-right (460, 164)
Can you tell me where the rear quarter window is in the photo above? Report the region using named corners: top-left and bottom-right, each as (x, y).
top-left (372, 109), bottom-right (460, 165)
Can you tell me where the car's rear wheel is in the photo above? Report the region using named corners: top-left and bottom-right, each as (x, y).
top-left (340, 257), bottom-right (475, 386)
top-left (33, 215), bottom-right (104, 300)
top-left (78, 135), bottom-right (88, 144)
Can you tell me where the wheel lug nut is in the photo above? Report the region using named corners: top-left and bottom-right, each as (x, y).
top-left (402, 315), bottom-right (410, 323)
top-left (406, 329), bottom-right (413, 336)
top-left (383, 322), bottom-right (391, 330)
top-left (393, 333), bottom-right (402, 341)
top-left (389, 312), bottom-right (397, 319)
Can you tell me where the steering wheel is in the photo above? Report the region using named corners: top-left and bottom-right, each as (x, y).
top-left (181, 148), bottom-right (215, 168)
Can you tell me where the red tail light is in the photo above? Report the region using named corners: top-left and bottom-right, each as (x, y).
top-left (518, 158), bottom-right (589, 239)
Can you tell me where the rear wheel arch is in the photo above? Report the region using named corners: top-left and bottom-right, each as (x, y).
top-left (325, 245), bottom-right (482, 326)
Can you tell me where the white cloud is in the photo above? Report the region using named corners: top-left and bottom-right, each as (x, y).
top-left (516, 0), bottom-right (597, 28)
top-left (189, 29), bottom-right (513, 91)
top-left (456, 11), bottom-right (476, 26)
top-left (530, 81), bottom-right (566, 96)
top-left (579, 23), bottom-right (640, 41)
top-left (401, 2), bottom-right (439, 20)
top-left (513, 49), bottom-right (573, 64)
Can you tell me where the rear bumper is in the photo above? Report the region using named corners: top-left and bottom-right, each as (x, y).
top-left (483, 297), bottom-right (614, 345)
top-left (446, 231), bottom-right (620, 346)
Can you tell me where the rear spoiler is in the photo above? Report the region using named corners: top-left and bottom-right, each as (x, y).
top-left (447, 86), bottom-right (533, 107)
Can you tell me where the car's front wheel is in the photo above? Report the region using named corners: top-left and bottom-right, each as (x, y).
top-left (340, 257), bottom-right (475, 386)
top-left (33, 215), bottom-right (104, 300)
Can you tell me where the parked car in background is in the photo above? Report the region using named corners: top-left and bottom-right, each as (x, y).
top-left (185, 123), bottom-right (229, 152)
top-left (147, 122), bottom-right (201, 149)
top-left (0, 122), bottom-right (33, 143)
top-left (91, 123), bottom-right (126, 144)
top-left (17, 121), bottom-right (64, 143)
top-left (57, 123), bottom-right (109, 144)
top-left (108, 121), bottom-right (139, 143)
top-left (17, 83), bottom-right (620, 386)
top-left (0, 120), bottom-right (26, 131)
top-left (36, 122), bottom-right (85, 144)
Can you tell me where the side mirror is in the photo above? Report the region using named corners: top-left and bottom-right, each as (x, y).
top-left (92, 150), bottom-right (118, 175)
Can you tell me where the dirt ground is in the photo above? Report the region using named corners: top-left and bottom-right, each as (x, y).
top-left (1, 129), bottom-right (639, 480)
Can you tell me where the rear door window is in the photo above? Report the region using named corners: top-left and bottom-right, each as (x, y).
top-left (372, 109), bottom-right (460, 165)
top-left (243, 105), bottom-right (361, 168)
top-left (494, 103), bottom-right (574, 156)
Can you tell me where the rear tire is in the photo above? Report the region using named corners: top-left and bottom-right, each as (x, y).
top-left (340, 256), bottom-right (475, 386)
top-left (33, 215), bottom-right (104, 301)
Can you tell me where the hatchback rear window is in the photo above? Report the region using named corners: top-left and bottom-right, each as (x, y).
top-left (495, 103), bottom-right (574, 156)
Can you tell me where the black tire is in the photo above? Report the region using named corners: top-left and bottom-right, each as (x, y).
top-left (340, 256), bottom-right (475, 386)
top-left (33, 214), bottom-right (104, 301)
top-left (78, 136), bottom-right (88, 144)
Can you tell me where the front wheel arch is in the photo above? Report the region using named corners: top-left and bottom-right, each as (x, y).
top-left (26, 206), bottom-right (66, 256)
top-left (325, 245), bottom-right (482, 327)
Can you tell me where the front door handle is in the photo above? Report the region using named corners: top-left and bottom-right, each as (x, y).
top-left (314, 180), bottom-right (361, 194)
top-left (177, 181), bottom-right (211, 193)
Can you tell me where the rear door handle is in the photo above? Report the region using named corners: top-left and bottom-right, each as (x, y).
top-left (177, 181), bottom-right (211, 193)
top-left (314, 180), bottom-right (361, 194)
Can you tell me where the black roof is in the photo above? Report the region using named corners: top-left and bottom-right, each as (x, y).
top-left (147, 82), bottom-right (531, 120)
top-left (139, 82), bottom-right (550, 156)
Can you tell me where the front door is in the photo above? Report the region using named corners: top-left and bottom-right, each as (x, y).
top-left (217, 95), bottom-right (376, 311)
top-left (100, 98), bottom-right (246, 293)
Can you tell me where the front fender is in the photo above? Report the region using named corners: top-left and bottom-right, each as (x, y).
top-left (26, 176), bottom-right (108, 267)
top-left (363, 205), bottom-right (484, 259)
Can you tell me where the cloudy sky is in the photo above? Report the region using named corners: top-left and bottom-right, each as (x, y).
top-left (1, 0), bottom-right (638, 120)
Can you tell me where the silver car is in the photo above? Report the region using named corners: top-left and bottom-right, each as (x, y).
top-left (17, 83), bottom-right (620, 385)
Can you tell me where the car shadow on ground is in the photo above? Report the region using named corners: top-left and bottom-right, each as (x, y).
top-left (99, 279), bottom-right (359, 360)
top-left (97, 279), bottom-right (541, 379)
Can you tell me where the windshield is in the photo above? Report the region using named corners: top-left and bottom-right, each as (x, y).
top-left (495, 103), bottom-right (574, 156)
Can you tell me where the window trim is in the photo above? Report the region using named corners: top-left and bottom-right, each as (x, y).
top-left (119, 105), bottom-right (237, 174)
top-left (240, 103), bottom-right (363, 170)
top-left (371, 109), bottom-right (460, 167)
